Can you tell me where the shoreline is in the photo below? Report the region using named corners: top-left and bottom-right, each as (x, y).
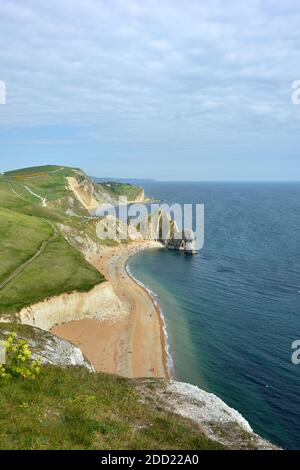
top-left (52, 241), bottom-right (170, 379)
top-left (125, 261), bottom-right (174, 376)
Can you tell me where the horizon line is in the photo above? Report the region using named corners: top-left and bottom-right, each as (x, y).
top-left (94, 178), bottom-right (300, 183)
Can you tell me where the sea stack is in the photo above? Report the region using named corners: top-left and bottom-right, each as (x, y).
top-left (166, 228), bottom-right (197, 254)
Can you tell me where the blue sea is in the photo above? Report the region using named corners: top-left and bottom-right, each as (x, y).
top-left (128, 182), bottom-right (300, 450)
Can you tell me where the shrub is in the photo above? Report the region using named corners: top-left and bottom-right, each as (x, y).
top-left (0, 332), bottom-right (42, 380)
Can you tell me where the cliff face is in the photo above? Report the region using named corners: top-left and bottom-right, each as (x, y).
top-left (67, 172), bottom-right (116, 211)
top-left (67, 171), bottom-right (146, 212)
top-left (10, 282), bottom-right (128, 331)
top-left (132, 209), bottom-right (197, 253)
top-left (137, 379), bottom-right (278, 450)
top-left (133, 188), bottom-right (145, 202)
top-left (0, 323), bottom-right (93, 370)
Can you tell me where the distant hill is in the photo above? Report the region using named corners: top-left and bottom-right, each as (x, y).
top-left (93, 176), bottom-right (156, 184)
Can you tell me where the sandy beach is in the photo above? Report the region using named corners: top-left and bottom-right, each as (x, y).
top-left (52, 241), bottom-right (169, 379)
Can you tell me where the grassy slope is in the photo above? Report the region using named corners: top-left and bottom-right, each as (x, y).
top-left (0, 236), bottom-right (104, 315)
top-left (0, 366), bottom-right (225, 450)
top-left (4, 165), bottom-right (77, 202)
top-left (5, 164), bottom-right (71, 175)
top-left (0, 171), bottom-right (87, 221)
top-left (0, 208), bottom-right (52, 282)
top-left (0, 166), bottom-right (105, 316)
top-left (99, 182), bottom-right (143, 201)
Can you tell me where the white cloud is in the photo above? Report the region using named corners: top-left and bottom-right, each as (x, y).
top-left (0, 0), bottom-right (299, 144)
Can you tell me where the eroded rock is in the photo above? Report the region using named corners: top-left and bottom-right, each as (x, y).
top-left (0, 322), bottom-right (93, 370)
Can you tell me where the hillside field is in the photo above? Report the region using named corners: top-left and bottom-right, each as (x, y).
top-left (0, 365), bottom-right (225, 450)
top-left (0, 166), bottom-right (106, 316)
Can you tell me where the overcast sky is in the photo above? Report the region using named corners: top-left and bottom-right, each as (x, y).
top-left (0, 0), bottom-right (300, 180)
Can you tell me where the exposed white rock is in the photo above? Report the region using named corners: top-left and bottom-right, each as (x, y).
top-left (0, 323), bottom-right (94, 371)
top-left (2, 282), bottom-right (128, 331)
top-left (96, 214), bottom-right (143, 244)
top-left (36, 333), bottom-right (94, 370)
top-left (67, 174), bottom-right (115, 211)
top-left (58, 223), bottom-right (101, 260)
top-left (166, 380), bottom-right (252, 432)
top-left (149, 380), bottom-right (278, 449)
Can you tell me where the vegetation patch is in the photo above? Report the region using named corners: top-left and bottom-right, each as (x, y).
top-left (0, 366), bottom-right (225, 450)
top-left (99, 182), bottom-right (143, 201)
top-left (0, 333), bottom-right (42, 381)
top-left (0, 235), bottom-right (104, 316)
top-left (0, 166), bottom-right (109, 314)
top-left (0, 208), bottom-right (52, 283)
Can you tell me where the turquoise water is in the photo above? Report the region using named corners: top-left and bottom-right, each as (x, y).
top-left (128, 182), bottom-right (300, 449)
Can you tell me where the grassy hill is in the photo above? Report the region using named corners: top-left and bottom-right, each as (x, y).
top-left (0, 365), bottom-right (225, 450)
top-left (99, 181), bottom-right (144, 201)
top-left (0, 234), bottom-right (104, 316)
top-left (0, 208), bottom-right (52, 282)
top-left (0, 165), bottom-right (112, 317)
top-left (5, 164), bottom-right (75, 176)
top-left (0, 164), bottom-right (146, 317)
top-left (0, 167), bottom-right (88, 222)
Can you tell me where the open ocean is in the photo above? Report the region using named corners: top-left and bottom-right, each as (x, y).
top-left (128, 182), bottom-right (300, 449)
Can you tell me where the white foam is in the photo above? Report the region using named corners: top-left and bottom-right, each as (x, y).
top-left (126, 260), bottom-right (175, 376)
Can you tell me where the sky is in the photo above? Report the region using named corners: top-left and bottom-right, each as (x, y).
top-left (0, 0), bottom-right (300, 180)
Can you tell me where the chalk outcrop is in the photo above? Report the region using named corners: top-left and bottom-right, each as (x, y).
top-left (67, 171), bottom-right (146, 213)
top-left (138, 209), bottom-right (197, 254)
top-left (0, 282), bottom-right (128, 331)
top-left (133, 188), bottom-right (145, 202)
top-left (138, 379), bottom-right (278, 450)
top-left (0, 322), bottom-right (93, 371)
top-left (67, 175), bottom-right (110, 211)
top-left (59, 223), bottom-right (101, 261)
top-left (166, 228), bottom-right (197, 254)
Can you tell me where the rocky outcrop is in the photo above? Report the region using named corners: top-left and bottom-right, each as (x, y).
top-left (166, 228), bottom-right (197, 254)
top-left (137, 379), bottom-right (278, 450)
top-left (0, 282), bottom-right (128, 331)
top-left (137, 209), bottom-right (197, 254)
top-left (67, 168), bottom-right (130, 213)
top-left (95, 214), bottom-right (143, 244)
top-left (133, 188), bottom-right (145, 202)
top-left (58, 223), bottom-right (101, 261)
top-left (67, 175), bottom-right (107, 211)
top-left (0, 322), bottom-right (93, 370)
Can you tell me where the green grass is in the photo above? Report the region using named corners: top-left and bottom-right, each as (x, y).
top-left (99, 182), bottom-right (144, 201)
top-left (0, 179), bottom-right (105, 317)
top-left (0, 173), bottom-right (81, 219)
top-left (0, 366), bottom-right (225, 450)
top-left (0, 208), bottom-right (52, 282)
top-left (4, 165), bottom-right (76, 177)
top-left (0, 177), bottom-right (37, 212)
top-left (0, 235), bottom-right (104, 315)
top-left (4, 166), bottom-right (77, 202)
top-left (0, 165), bottom-right (136, 315)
